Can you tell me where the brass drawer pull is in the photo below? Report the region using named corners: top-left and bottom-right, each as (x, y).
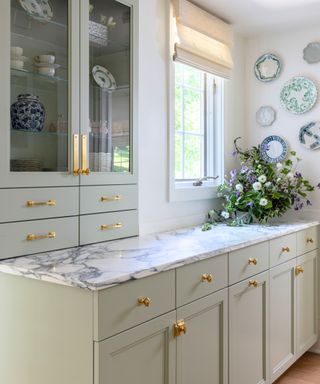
top-left (248, 258), bottom-right (258, 265)
top-left (295, 265), bottom-right (304, 276)
top-left (201, 273), bottom-right (213, 283)
top-left (26, 231), bottom-right (56, 241)
top-left (137, 297), bottom-right (151, 307)
top-left (282, 247), bottom-right (290, 253)
top-left (100, 223), bottom-right (123, 231)
top-left (73, 134), bottom-right (80, 176)
top-left (307, 238), bottom-right (314, 244)
top-left (81, 134), bottom-right (90, 176)
top-left (174, 320), bottom-right (187, 337)
top-left (101, 195), bottom-right (122, 202)
top-left (248, 280), bottom-right (258, 288)
top-left (26, 199), bottom-right (56, 207)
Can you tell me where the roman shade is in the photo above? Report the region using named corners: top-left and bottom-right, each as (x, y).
top-left (172, 0), bottom-right (234, 79)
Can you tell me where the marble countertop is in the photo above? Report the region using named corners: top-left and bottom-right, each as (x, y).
top-left (0, 220), bottom-right (318, 291)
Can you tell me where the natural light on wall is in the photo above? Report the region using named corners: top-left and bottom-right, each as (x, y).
top-left (253, 0), bottom-right (319, 8)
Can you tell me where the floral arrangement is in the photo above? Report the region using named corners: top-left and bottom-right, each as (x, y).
top-left (203, 138), bottom-right (316, 229)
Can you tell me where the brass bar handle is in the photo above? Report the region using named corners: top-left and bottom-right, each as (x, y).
top-left (282, 247), bottom-right (290, 253)
top-left (73, 134), bottom-right (81, 176)
top-left (201, 273), bottom-right (213, 283)
top-left (295, 265), bottom-right (304, 276)
top-left (307, 238), bottom-right (314, 244)
top-left (174, 320), bottom-right (187, 337)
top-left (137, 297), bottom-right (151, 307)
top-left (27, 200), bottom-right (56, 207)
top-left (26, 231), bottom-right (56, 241)
top-left (101, 195), bottom-right (122, 202)
top-left (81, 134), bottom-right (90, 176)
top-left (100, 223), bottom-right (123, 231)
top-left (248, 258), bottom-right (258, 265)
top-left (248, 280), bottom-right (259, 288)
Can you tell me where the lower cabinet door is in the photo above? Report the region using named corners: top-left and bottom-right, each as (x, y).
top-left (296, 250), bottom-right (318, 358)
top-left (270, 258), bottom-right (296, 383)
top-left (176, 289), bottom-right (228, 384)
top-left (229, 271), bottom-right (269, 384)
top-left (94, 311), bottom-right (176, 384)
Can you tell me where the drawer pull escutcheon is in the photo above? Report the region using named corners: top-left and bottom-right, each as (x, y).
top-left (281, 247), bottom-right (290, 253)
top-left (27, 199), bottom-right (56, 207)
top-left (307, 238), bottom-right (314, 244)
top-left (174, 320), bottom-right (187, 337)
top-left (248, 258), bottom-right (258, 265)
top-left (201, 273), bottom-right (213, 283)
top-left (100, 223), bottom-right (123, 231)
top-left (248, 280), bottom-right (258, 288)
top-left (137, 297), bottom-right (151, 307)
top-left (295, 266), bottom-right (304, 276)
top-left (26, 231), bottom-right (56, 241)
top-left (101, 195), bottom-right (122, 202)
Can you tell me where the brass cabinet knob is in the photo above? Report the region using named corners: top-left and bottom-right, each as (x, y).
top-left (248, 258), bottom-right (258, 265)
top-left (307, 238), bottom-right (314, 244)
top-left (281, 247), bottom-right (290, 253)
top-left (295, 265), bottom-right (304, 276)
top-left (201, 273), bottom-right (213, 283)
top-left (174, 320), bottom-right (187, 337)
top-left (27, 199), bottom-right (56, 207)
top-left (100, 223), bottom-right (123, 231)
top-left (101, 195), bottom-right (122, 202)
top-left (26, 231), bottom-right (56, 241)
top-left (137, 297), bottom-right (151, 307)
top-left (248, 280), bottom-right (258, 288)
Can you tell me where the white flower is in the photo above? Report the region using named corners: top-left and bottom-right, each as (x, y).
top-left (277, 177), bottom-right (281, 182)
top-left (253, 182), bottom-right (262, 191)
top-left (265, 181), bottom-right (272, 188)
top-left (221, 211), bottom-right (230, 219)
top-left (258, 175), bottom-right (267, 183)
top-left (235, 183), bottom-right (243, 192)
top-left (276, 163), bottom-right (283, 170)
top-left (259, 198), bottom-right (268, 207)
top-left (287, 172), bottom-right (294, 179)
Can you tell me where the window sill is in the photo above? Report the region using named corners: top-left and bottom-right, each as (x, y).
top-left (169, 183), bottom-right (219, 202)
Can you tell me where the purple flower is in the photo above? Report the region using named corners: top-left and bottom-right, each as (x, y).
top-left (246, 201), bottom-right (253, 208)
top-left (240, 165), bottom-right (249, 174)
top-left (231, 150), bottom-right (237, 157)
top-left (307, 200), bottom-right (312, 206)
top-left (317, 183), bottom-right (320, 189)
top-left (294, 172), bottom-right (302, 179)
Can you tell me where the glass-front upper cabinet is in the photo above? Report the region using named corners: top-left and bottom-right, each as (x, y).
top-left (0, 0), bottom-right (79, 187)
top-left (80, 0), bottom-right (137, 185)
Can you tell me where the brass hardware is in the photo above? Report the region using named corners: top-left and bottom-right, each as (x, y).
top-left (81, 134), bottom-right (90, 176)
top-left (248, 258), bottom-right (258, 265)
top-left (282, 247), bottom-right (290, 253)
top-left (248, 280), bottom-right (258, 288)
top-left (201, 273), bottom-right (213, 283)
top-left (101, 195), bottom-right (122, 202)
top-left (73, 134), bottom-right (80, 176)
top-left (137, 297), bottom-right (151, 307)
top-left (295, 265), bottom-right (304, 276)
top-left (100, 223), bottom-right (123, 231)
top-left (26, 231), bottom-right (56, 241)
top-left (174, 320), bottom-right (187, 337)
top-left (26, 199), bottom-right (56, 207)
top-left (307, 238), bottom-right (314, 244)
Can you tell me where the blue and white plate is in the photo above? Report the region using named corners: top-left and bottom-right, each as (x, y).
top-left (260, 135), bottom-right (288, 163)
top-left (92, 65), bottom-right (116, 90)
top-left (254, 53), bottom-right (281, 82)
top-left (19, 0), bottom-right (53, 23)
top-left (299, 122), bottom-right (320, 150)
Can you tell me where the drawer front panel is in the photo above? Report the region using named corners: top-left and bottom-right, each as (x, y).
top-left (0, 187), bottom-right (78, 223)
top-left (229, 242), bottom-right (269, 285)
top-left (94, 270), bottom-right (175, 341)
top-left (0, 217), bottom-right (78, 259)
top-left (176, 253), bottom-right (228, 307)
top-left (80, 210), bottom-right (138, 245)
top-left (297, 227), bottom-right (318, 256)
top-left (270, 233), bottom-right (297, 267)
top-left (80, 185), bottom-right (138, 215)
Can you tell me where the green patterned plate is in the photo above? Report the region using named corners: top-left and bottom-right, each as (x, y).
top-left (280, 76), bottom-right (317, 115)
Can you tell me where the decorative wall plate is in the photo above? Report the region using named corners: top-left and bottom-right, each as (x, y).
top-left (299, 122), bottom-right (320, 150)
top-left (256, 106), bottom-right (276, 127)
top-left (92, 65), bottom-right (116, 90)
top-left (260, 135), bottom-right (288, 163)
top-left (254, 53), bottom-right (281, 82)
top-left (280, 76), bottom-right (317, 115)
top-left (19, 0), bottom-right (53, 23)
top-left (303, 42), bottom-right (320, 64)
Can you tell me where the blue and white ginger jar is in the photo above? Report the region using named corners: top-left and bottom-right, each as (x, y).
top-left (11, 94), bottom-right (45, 132)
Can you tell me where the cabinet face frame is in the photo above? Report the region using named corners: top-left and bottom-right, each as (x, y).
top-left (0, 0), bottom-right (80, 188)
top-left (79, 0), bottom-right (138, 186)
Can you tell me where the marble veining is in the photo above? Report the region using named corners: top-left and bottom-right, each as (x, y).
top-left (0, 221), bottom-right (318, 291)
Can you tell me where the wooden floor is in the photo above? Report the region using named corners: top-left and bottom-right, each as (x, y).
top-left (275, 352), bottom-right (320, 383)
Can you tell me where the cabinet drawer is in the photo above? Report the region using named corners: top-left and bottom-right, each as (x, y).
top-left (80, 210), bottom-right (138, 245)
top-left (297, 227), bottom-right (318, 256)
top-left (0, 187), bottom-right (78, 223)
top-left (269, 233), bottom-right (297, 267)
top-left (176, 253), bottom-right (228, 307)
top-left (93, 270), bottom-right (175, 341)
top-left (229, 242), bottom-right (269, 285)
top-left (80, 185), bottom-right (138, 215)
top-left (0, 217), bottom-right (78, 259)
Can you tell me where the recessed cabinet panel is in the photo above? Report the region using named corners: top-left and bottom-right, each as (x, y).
top-left (269, 233), bottom-right (297, 267)
top-left (297, 227), bottom-right (318, 256)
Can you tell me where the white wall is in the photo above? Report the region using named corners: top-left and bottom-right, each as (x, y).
top-left (138, 0), bottom-right (245, 234)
